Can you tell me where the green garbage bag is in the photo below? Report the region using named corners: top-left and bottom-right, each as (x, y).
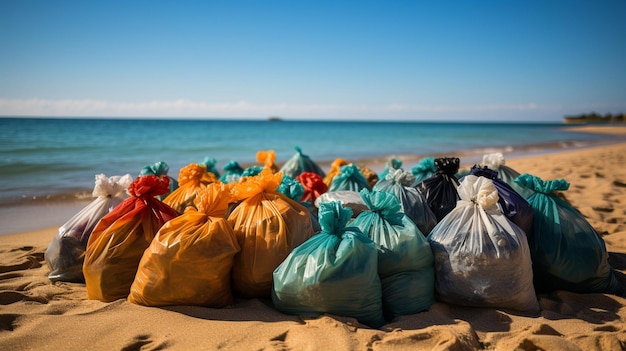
top-left (272, 201), bottom-right (385, 328)
top-left (373, 168), bottom-right (437, 236)
top-left (280, 146), bottom-right (326, 178)
top-left (352, 189), bottom-right (434, 321)
top-left (515, 174), bottom-right (622, 295)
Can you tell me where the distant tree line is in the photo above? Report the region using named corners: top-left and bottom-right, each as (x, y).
top-left (563, 112), bottom-right (625, 124)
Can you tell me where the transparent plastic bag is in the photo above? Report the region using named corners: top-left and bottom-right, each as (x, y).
top-left (45, 173), bottom-right (133, 282)
top-left (227, 169), bottom-right (315, 298)
top-left (379, 158), bottom-right (402, 180)
top-left (373, 168), bottom-right (437, 235)
top-left (272, 201), bottom-right (385, 328)
top-left (352, 189), bottom-right (434, 321)
top-left (315, 190), bottom-right (369, 217)
top-left (515, 174), bottom-right (622, 294)
top-left (468, 165), bottom-right (534, 236)
top-left (128, 183), bottom-right (240, 307)
top-left (415, 157), bottom-right (460, 221)
top-left (280, 146), bottom-right (326, 178)
top-left (83, 175), bottom-right (178, 302)
top-left (428, 175), bottom-right (539, 312)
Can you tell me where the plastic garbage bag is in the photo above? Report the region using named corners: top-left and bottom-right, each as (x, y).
top-left (272, 201), bottom-right (385, 328)
top-left (360, 166), bottom-right (379, 189)
top-left (415, 157), bottom-right (461, 222)
top-left (411, 157), bottom-right (436, 185)
top-left (83, 175), bottom-right (178, 302)
top-left (428, 175), bottom-right (539, 312)
top-left (128, 183), bottom-right (240, 307)
top-left (379, 158), bottom-right (403, 180)
top-left (277, 175), bottom-right (320, 233)
top-left (315, 191), bottom-right (369, 217)
top-left (515, 174), bottom-right (622, 294)
top-left (200, 156), bottom-right (220, 178)
top-left (323, 158), bottom-right (349, 187)
top-left (45, 173), bottom-right (133, 283)
top-left (139, 161), bottom-right (178, 200)
top-left (227, 169), bottom-right (315, 298)
top-left (328, 164), bottom-right (371, 192)
top-left (257, 150), bottom-right (280, 173)
top-left (468, 165), bottom-right (534, 236)
top-left (352, 189), bottom-right (434, 320)
top-left (163, 163), bottom-right (218, 214)
top-left (373, 168), bottom-right (437, 236)
top-left (296, 171), bottom-right (328, 204)
top-left (241, 165), bottom-right (264, 178)
top-left (280, 146), bottom-right (326, 178)
top-left (220, 160), bottom-right (244, 184)
top-left (483, 153), bottom-right (534, 199)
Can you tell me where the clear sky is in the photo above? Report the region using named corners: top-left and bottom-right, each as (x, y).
top-left (1, 0), bottom-right (625, 121)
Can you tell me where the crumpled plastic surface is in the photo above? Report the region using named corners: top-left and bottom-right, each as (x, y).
top-left (83, 175), bottom-right (178, 302)
top-left (128, 183), bottom-right (240, 307)
top-left (163, 163), bottom-right (218, 214)
top-left (411, 157), bottom-right (437, 186)
top-left (483, 152), bottom-right (534, 199)
top-left (139, 161), bottom-right (179, 200)
top-left (227, 169), bottom-right (315, 298)
top-left (220, 160), bottom-right (244, 184)
top-left (296, 171), bottom-right (328, 203)
top-left (279, 146), bottom-right (326, 178)
top-left (328, 164), bottom-right (371, 192)
top-left (272, 201), bottom-right (385, 328)
top-left (373, 168), bottom-right (437, 235)
top-left (427, 175), bottom-right (539, 312)
top-left (515, 173), bottom-right (622, 294)
top-left (257, 150), bottom-right (280, 173)
top-left (315, 190), bottom-right (369, 217)
top-left (415, 157), bottom-right (460, 221)
top-left (45, 173), bottom-right (133, 283)
top-left (352, 189), bottom-right (434, 321)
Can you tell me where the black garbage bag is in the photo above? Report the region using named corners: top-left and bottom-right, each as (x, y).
top-left (415, 157), bottom-right (460, 222)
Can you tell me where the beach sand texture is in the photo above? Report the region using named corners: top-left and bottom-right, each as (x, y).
top-left (2, 133), bottom-right (626, 350)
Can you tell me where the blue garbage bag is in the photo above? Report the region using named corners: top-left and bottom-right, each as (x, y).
top-left (515, 174), bottom-right (622, 295)
top-left (352, 189), bottom-right (434, 321)
top-left (483, 153), bottom-right (534, 199)
top-left (373, 168), bottom-right (437, 236)
top-left (272, 201), bottom-right (385, 328)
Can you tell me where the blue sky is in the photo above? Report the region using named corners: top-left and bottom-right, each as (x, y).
top-left (1, 0), bottom-right (625, 121)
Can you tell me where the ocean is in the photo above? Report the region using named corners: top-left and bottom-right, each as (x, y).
top-left (1, 117), bottom-right (624, 234)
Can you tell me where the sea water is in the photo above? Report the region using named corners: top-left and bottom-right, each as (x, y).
top-left (1, 117), bottom-right (621, 209)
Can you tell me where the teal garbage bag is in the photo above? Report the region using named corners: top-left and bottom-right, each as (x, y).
top-left (428, 175), bottom-right (539, 312)
top-left (272, 201), bottom-right (385, 328)
top-left (220, 160), bottom-right (244, 184)
top-left (277, 174), bottom-right (320, 233)
top-left (201, 156), bottom-right (221, 178)
top-left (280, 146), bottom-right (326, 178)
top-left (352, 189), bottom-right (434, 321)
top-left (373, 168), bottom-right (437, 236)
top-left (515, 174), bottom-right (622, 295)
top-left (411, 157), bottom-right (436, 186)
top-left (241, 166), bottom-right (263, 178)
top-left (139, 161), bottom-right (178, 200)
top-left (328, 164), bottom-right (371, 193)
top-left (379, 158), bottom-right (402, 180)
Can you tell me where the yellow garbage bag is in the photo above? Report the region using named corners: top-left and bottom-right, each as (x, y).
top-left (257, 149), bottom-right (279, 173)
top-left (83, 175), bottom-right (178, 302)
top-left (228, 169), bottom-right (315, 298)
top-left (128, 183), bottom-right (240, 307)
top-left (163, 163), bottom-right (219, 214)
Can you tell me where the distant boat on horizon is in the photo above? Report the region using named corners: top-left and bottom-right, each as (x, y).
top-left (267, 116), bottom-right (283, 121)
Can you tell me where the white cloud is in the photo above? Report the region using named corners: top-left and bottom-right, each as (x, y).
top-left (1, 98), bottom-right (618, 121)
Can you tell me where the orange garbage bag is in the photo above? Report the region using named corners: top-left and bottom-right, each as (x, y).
top-left (163, 163), bottom-right (218, 214)
top-left (257, 149), bottom-right (279, 173)
top-left (83, 175), bottom-right (178, 302)
top-left (359, 166), bottom-right (379, 189)
top-left (128, 183), bottom-right (240, 307)
top-left (227, 169), bottom-right (315, 298)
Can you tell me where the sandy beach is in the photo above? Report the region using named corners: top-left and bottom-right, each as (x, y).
top-left (2, 126), bottom-right (626, 350)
